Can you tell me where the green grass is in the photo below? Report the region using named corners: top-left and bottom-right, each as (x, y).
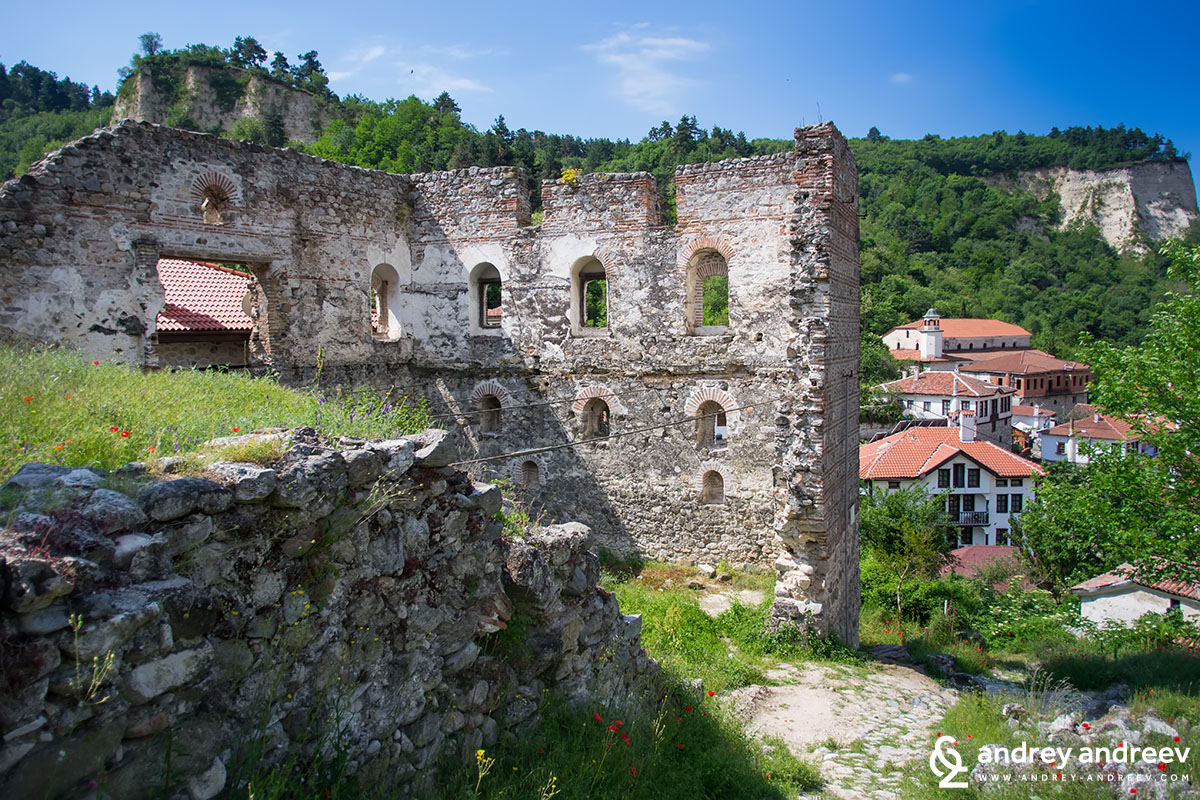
top-left (0, 344), bottom-right (429, 477)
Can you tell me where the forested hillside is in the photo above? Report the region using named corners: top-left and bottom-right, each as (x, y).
top-left (3, 40), bottom-right (1196, 387)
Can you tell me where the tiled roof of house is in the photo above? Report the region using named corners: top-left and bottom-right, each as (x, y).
top-left (890, 318), bottom-right (1031, 338)
top-left (879, 371), bottom-right (1015, 398)
top-left (860, 426), bottom-right (1044, 480)
top-left (156, 258), bottom-right (253, 333)
top-left (1045, 412), bottom-right (1138, 442)
top-left (1013, 405), bottom-right (1056, 418)
top-left (963, 349), bottom-right (1088, 375)
top-left (1071, 562), bottom-right (1200, 601)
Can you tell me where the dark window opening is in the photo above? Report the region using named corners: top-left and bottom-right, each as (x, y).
top-left (701, 471), bottom-right (725, 504)
top-left (479, 395), bottom-right (503, 433)
top-left (520, 459), bottom-right (540, 486)
top-left (967, 468), bottom-right (980, 488)
top-left (937, 468), bottom-right (950, 489)
top-left (582, 398), bottom-right (610, 438)
top-left (952, 463), bottom-right (965, 488)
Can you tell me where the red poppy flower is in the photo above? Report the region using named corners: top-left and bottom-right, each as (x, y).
top-left (629, 766), bottom-right (637, 778)
top-left (609, 724), bottom-right (619, 733)
top-left (22, 397), bottom-right (32, 402)
top-left (676, 743), bottom-right (684, 749)
top-left (92, 360), bottom-right (99, 365)
top-left (1159, 763), bottom-right (1168, 771)
top-left (1176, 736), bottom-right (1182, 743)
top-left (707, 691), bottom-right (715, 697)
top-left (594, 712), bottom-right (602, 724)
top-left (110, 427), bottom-right (119, 432)
top-left (1082, 723), bottom-right (1091, 729)
top-left (685, 706), bottom-right (693, 712)
top-left (147, 446), bottom-right (156, 452)
top-left (233, 427), bottom-right (240, 432)
top-left (120, 430), bottom-right (130, 438)
top-left (613, 720), bottom-right (623, 726)
top-left (55, 444), bottom-right (65, 450)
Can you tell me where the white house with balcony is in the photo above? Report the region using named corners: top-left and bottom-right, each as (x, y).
top-left (860, 413), bottom-right (1044, 547)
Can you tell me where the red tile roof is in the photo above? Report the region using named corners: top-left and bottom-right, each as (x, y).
top-left (1045, 413), bottom-right (1138, 442)
top-left (156, 259), bottom-right (253, 333)
top-left (860, 426), bottom-right (1044, 480)
top-left (1014, 405), bottom-right (1056, 418)
top-left (879, 371), bottom-right (1015, 398)
top-left (963, 349), bottom-right (1088, 375)
top-left (1071, 563), bottom-right (1200, 601)
top-left (941, 546), bottom-right (1035, 589)
top-left (891, 318), bottom-right (1031, 338)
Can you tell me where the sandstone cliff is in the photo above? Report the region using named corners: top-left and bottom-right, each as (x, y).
top-left (986, 160), bottom-right (1198, 251)
top-left (112, 65), bottom-right (337, 144)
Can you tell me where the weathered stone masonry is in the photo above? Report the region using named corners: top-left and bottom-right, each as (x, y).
top-left (0, 119), bottom-right (860, 643)
top-left (0, 430), bottom-right (657, 799)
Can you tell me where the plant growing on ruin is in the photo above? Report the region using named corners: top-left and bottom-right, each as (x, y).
top-left (474, 748), bottom-right (495, 794)
top-left (67, 613), bottom-right (115, 705)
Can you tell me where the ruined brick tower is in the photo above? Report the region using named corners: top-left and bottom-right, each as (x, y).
top-left (0, 120), bottom-right (860, 642)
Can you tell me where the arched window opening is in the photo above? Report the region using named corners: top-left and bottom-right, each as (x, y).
top-left (520, 459), bottom-right (540, 486)
top-left (701, 471), bottom-right (725, 504)
top-left (370, 263), bottom-right (402, 340)
top-left (582, 398), bottom-right (610, 438)
top-left (478, 394), bottom-right (503, 433)
top-left (571, 257), bottom-right (608, 334)
top-left (687, 250), bottom-right (729, 334)
top-left (696, 400), bottom-right (728, 448)
top-left (470, 262), bottom-right (502, 331)
top-left (201, 189), bottom-right (227, 225)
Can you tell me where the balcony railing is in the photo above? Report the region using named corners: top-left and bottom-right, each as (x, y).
top-left (947, 511), bottom-right (990, 526)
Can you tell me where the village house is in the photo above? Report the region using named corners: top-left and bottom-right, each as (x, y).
top-left (860, 415), bottom-right (1044, 547)
top-left (875, 369), bottom-right (1015, 446)
top-left (959, 349), bottom-right (1091, 415)
top-left (1039, 405), bottom-right (1164, 465)
top-left (1072, 563), bottom-right (1200, 627)
top-left (883, 309), bottom-right (1031, 363)
top-left (152, 258), bottom-right (253, 368)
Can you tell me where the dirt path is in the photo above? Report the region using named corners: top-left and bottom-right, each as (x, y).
top-left (730, 661), bottom-right (959, 799)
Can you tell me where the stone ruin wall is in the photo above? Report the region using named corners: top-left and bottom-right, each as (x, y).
top-left (0, 120), bottom-right (860, 641)
top-left (113, 65), bottom-right (339, 144)
top-left (0, 429), bottom-right (657, 799)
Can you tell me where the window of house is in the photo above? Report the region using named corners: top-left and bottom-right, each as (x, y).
top-left (687, 251), bottom-right (729, 332)
top-left (962, 495), bottom-right (976, 512)
top-left (888, 480), bottom-right (901, 490)
top-left (478, 395), bottom-right (503, 433)
top-left (952, 464), bottom-right (965, 488)
top-left (1011, 478), bottom-right (1023, 487)
top-left (696, 400), bottom-right (728, 448)
top-left (1056, 441), bottom-right (1066, 455)
top-left (1170, 599), bottom-right (1182, 611)
top-left (967, 468), bottom-right (980, 488)
top-left (1010, 494), bottom-right (1023, 513)
top-left (471, 263), bottom-right (502, 329)
top-left (571, 257), bottom-right (608, 334)
top-left (996, 478), bottom-right (1008, 487)
top-left (996, 494), bottom-right (1009, 513)
top-left (937, 468), bottom-right (950, 489)
top-left (961, 401), bottom-right (971, 411)
top-left (701, 470), bottom-right (725, 504)
top-left (582, 398), bottom-right (610, 438)
top-left (960, 529), bottom-right (973, 546)
top-left (519, 459), bottom-right (540, 486)
top-left (997, 528), bottom-right (1010, 546)
top-left (923, 401), bottom-right (931, 412)
top-left (370, 263), bottom-right (403, 340)
top-left (1126, 441), bottom-right (1138, 455)
top-left (942, 399), bottom-right (951, 415)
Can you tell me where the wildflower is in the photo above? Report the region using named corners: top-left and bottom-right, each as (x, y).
top-left (594, 712), bottom-right (602, 724)
top-left (64, 395), bottom-right (71, 400)
top-left (148, 446), bottom-right (155, 451)
top-left (629, 766), bottom-right (637, 777)
top-left (55, 444), bottom-right (64, 450)
top-left (22, 396), bottom-right (32, 402)
top-left (120, 431), bottom-right (130, 438)
top-left (677, 743), bottom-right (684, 749)
top-left (233, 427), bottom-right (240, 432)
top-left (608, 723), bottom-right (619, 733)
top-left (620, 733), bottom-right (630, 744)
top-left (1176, 736), bottom-right (1182, 743)
top-left (685, 705), bottom-right (693, 712)
top-left (110, 426), bottom-right (119, 432)
top-left (707, 691), bottom-right (715, 697)
top-left (1159, 763), bottom-right (1168, 771)
top-left (93, 360), bottom-right (99, 365)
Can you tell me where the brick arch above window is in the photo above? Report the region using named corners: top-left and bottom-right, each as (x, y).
top-left (469, 379), bottom-right (513, 409)
top-left (571, 384), bottom-right (627, 416)
top-left (694, 461), bottom-right (733, 499)
top-left (677, 236), bottom-right (735, 271)
top-left (510, 453), bottom-right (548, 487)
top-left (683, 386), bottom-right (740, 428)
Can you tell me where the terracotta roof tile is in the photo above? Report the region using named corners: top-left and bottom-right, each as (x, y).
top-left (963, 349), bottom-right (1089, 374)
top-left (1014, 405), bottom-right (1056, 417)
top-left (860, 427), bottom-right (1044, 480)
top-left (879, 372), bottom-right (1015, 398)
top-left (1071, 562), bottom-right (1200, 601)
top-left (892, 318), bottom-right (1031, 338)
top-left (156, 258), bottom-right (253, 333)
top-left (1045, 413), bottom-right (1138, 441)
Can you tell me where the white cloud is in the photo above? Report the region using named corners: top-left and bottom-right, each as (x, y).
top-left (890, 72), bottom-right (914, 85)
top-left (328, 39), bottom-right (492, 96)
top-left (395, 61), bottom-right (491, 96)
top-left (583, 28), bottom-right (712, 116)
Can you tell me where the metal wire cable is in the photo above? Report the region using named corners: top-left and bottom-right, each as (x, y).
top-left (425, 386), bottom-right (666, 421)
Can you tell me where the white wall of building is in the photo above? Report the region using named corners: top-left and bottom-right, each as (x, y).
top-left (1078, 587), bottom-right (1200, 627)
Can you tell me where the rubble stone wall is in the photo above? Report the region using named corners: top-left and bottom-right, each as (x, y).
top-left (0, 430), bottom-right (656, 799)
top-left (0, 120), bottom-right (860, 641)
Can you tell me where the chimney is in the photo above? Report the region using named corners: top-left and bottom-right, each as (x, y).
top-left (959, 410), bottom-right (977, 442)
top-left (1093, 412), bottom-right (1101, 424)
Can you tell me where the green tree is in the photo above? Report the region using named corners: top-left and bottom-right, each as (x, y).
top-left (230, 36), bottom-right (267, 69)
top-left (270, 52), bottom-right (290, 81)
top-left (139, 32), bottom-right (163, 57)
top-left (432, 92), bottom-right (460, 114)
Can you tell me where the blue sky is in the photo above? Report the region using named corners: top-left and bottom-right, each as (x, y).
top-left (5, 0), bottom-right (1198, 175)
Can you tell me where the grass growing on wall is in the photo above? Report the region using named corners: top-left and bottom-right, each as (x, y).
top-left (0, 344), bottom-right (429, 478)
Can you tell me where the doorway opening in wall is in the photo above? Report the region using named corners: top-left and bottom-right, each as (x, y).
top-left (152, 257), bottom-right (256, 369)
top-left (371, 264), bottom-right (403, 340)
